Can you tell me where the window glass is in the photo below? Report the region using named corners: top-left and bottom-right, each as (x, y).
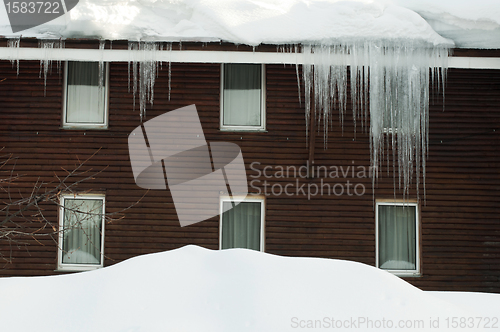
top-left (58, 195), bottom-right (105, 270)
top-left (65, 62), bottom-right (106, 126)
top-left (221, 200), bottom-right (262, 251)
top-left (222, 64), bottom-right (263, 128)
top-left (378, 204), bottom-right (417, 271)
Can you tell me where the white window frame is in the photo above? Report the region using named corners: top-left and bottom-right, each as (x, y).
top-left (57, 193), bottom-right (106, 271)
top-left (382, 110), bottom-right (398, 135)
top-left (219, 195), bottom-right (265, 251)
top-left (375, 200), bottom-right (420, 277)
top-left (383, 127), bottom-right (398, 135)
top-left (382, 111), bottom-right (419, 134)
top-left (62, 61), bottom-right (109, 129)
top-left (220, 63), bottom-right (266, 131)
top-left (382, 112), bottom-right (398, 135)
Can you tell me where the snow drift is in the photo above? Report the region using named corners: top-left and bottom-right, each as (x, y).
top-left (0, 245), bottom-right (498, 331)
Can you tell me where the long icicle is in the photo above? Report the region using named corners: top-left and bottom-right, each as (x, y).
top-left (302, 41), bottom-right (450, 200)
top-left (127, 41), bottom-right (163, 120)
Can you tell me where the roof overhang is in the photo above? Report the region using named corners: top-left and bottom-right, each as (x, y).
top-left (0, 46), bottom-right (499, 69)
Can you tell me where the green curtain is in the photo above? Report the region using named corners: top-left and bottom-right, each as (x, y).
top-left (378, 205), bottom-right (416, 270)
top-left (223, 64), bottom-right (262, 126)
top-left (62, 198), bottom-right (103, 265)
top-left (66, 61), bottom-right (105, 124)
top-left (221, 202), bottom-right (261, 250)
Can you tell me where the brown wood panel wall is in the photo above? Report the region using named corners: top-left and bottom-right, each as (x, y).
top-left (0, 58), bottom-right (498, 293)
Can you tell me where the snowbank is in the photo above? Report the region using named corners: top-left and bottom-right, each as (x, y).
top-left (0, 245), bottom-right (498, 332)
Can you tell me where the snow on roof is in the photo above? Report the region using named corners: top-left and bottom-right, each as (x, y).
top-left (0, 1), bottom-right (498, 48)
top-left (1, 1), bottom-right (498, 48)
top-left (0, 245), bottom-right (498, 331)
top-left (393, 0), bottom-right (500, 49)
top-left (0, 0), bottom-right (482, 47)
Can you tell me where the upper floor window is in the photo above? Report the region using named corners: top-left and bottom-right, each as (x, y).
top-left (383, 109), bottom-right (396, 134)
top-left (382, 109), bottom-right (419, 134)
top-left (220, 63), bottom-right (265, 131)
top-left (57, 194), bottom-right (105, 271)
top-left (220, 196), bottom-right (265, 251)
top-left (62, 61), bottom-right (108, 129)
top-left (376, 201), bottom-right (419, 276)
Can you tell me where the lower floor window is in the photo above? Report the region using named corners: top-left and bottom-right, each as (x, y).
top-left (58, 194), bottom-right (105, 271)
top-left (376, 201), bottom-right (419, 276)
top-left (220, 197), bottom-right (264, 251)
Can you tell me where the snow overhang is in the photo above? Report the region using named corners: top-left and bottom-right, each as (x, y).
top-left (0, 0), bottom-right (456, 47)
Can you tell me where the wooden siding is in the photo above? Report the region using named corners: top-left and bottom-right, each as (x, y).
top-left (0, 57), bottom-right (499, 293)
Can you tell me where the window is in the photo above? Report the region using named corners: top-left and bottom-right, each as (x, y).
top-left (220, 196), bottom-right (265, 251)
top-left (57, 194), bottom-right (105, 271)
top-left (376, 201), bottom-right (419, 276)
top-left (382, 109), bottom-right (419, 134)
top-left (220, 63), bottom-right (265, 131)
top-left (382, 108), bottom-right (396, 134)
top-left (62, 61), bottom-right (108, 129)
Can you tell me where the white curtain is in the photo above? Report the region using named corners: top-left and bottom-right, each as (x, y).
top-left (221, 202), bottom-right (261, 250)
top-left (66, 62), bottom-right (105, 124)
top-left (62, 199), bottom-right (103, 265)
top-left (223, 64), bottom-right (262, 126)
top-left (379, 205), bottom-right (416, 270)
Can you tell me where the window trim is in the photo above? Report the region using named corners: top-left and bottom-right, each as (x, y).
top-left (219, 195), bottom-right (265, 252)
top-left (383, 127), bottom-right (398, 135)
top-left (375, 200), bottom-right (420, 277)
top-left (57, 193), bottom-right (106, 271)
top-left (382, 111), bottom-right (419, 134)
top-left (382, 111), bottom-right (396, 135)
top-left (62, 61), bottom-right (109, 130)
top-left (220, 63), bottom-right (266, 132)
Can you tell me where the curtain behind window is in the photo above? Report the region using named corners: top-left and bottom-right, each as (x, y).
top-left (223, 64), bottom-right (262, 126)
top-left (66, 62), bottom-right (105, 124)
top-left (379, 205), bottom-right (416, 270)
top-left (221, 201), bottom-right (261, 250)
top-left (62, 199), bottom-right (103, 265)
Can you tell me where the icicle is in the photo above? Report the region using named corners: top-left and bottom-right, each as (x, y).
top-left (98, 39), bottom-right (106, 115)
top-left (302, 40), bottom-right (450, 200)
top-left (98, 39), bottom-right (105, 89)
top-left (38, 39), bottom-right (64, 95)
top-left (294, 44), bottom-right (302, 106)
top-left (366, 42), bottom-right (449, 200)
top-left (302, 44), bottom-right (351, 147)
top-left (128, 41), bottom-right (138, 111)
top-left (7, 37), bottom-right (20, 75)
top-left (278, 44), bottom-right (302, 105)
top-left (302, 44), bottom-right (313, 145)
top-left (127, 42), bottom-right (134, 94)
top-left (39, 40), bottom-right (54, 92)
top-left (166, 42), bottom-right (172, 101)
top-left (56, 39), bottom-right (64, 75)
top-left (127, 41), bottom-right (162, 120)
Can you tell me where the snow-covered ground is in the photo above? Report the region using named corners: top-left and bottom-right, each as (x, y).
top-left (0, 0), bottom-right (499, 48)
top-left (0, 245), bottom-right (498, 331)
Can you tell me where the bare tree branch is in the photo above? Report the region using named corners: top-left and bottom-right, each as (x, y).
top-left (0, 147), bottom-right (148, 266)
